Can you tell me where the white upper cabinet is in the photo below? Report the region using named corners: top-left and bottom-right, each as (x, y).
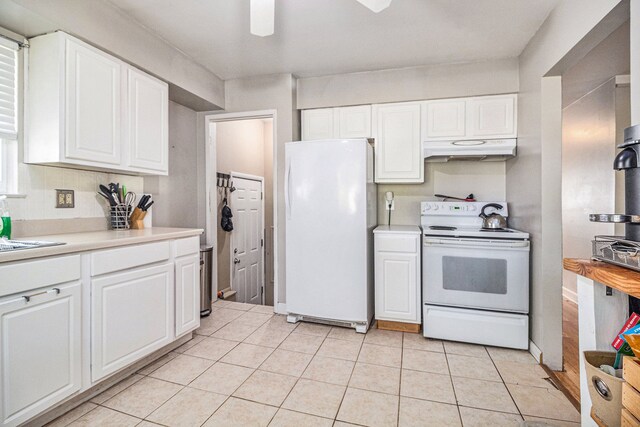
top-left (301, 108), bottom-right (335, 141)
top-left (126, 67), bottom-right (169, 173)
top-left (301, 105), bottom-right (372, 140)
top-left (65, 38), bottom-right (123, 166)
top-left (337, 105), bottom-right (372, 138)
top-left (26, 32), bottom-right (169, 175)
top-left (373, 102), bottom-right (423, 183)
top-left (467, 95), bottom-right (516, 138)
top-left (423, 94), bottom-right (517, 142)
top-left (423, 99), bottom-right (466, 139)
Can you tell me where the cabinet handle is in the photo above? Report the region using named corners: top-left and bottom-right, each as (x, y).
top-left (234, 258), bottom-right (240, 264)
top-left (22, 287), bottom-right (62, 303)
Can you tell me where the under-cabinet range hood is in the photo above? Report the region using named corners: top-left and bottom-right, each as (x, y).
top-left (423, 139), bottom-right (517, 162)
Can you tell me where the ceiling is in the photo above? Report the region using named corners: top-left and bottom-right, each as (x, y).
top-left (107, 0), bottom-right (559, 80)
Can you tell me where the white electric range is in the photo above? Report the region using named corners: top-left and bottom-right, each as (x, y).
top-left (420, 201), bottom-right (530, 349)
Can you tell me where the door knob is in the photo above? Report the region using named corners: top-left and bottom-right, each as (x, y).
top-left (234, 258), bottom-right (240, 264)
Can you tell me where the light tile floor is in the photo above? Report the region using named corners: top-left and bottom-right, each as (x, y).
top-left (48, 301), bottom-right (580, 427)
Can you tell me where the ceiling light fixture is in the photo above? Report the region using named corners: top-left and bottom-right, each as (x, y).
top-left (250, 0), bottom-right (275, 37)
top-left (356, 0), bottom-right (393, 13)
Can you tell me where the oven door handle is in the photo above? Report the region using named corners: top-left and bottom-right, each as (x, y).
top-left (424, 238), bottom-right (530, 250)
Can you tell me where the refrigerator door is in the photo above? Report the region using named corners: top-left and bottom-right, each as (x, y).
top-left (285, 139), bottom-right (369, 322)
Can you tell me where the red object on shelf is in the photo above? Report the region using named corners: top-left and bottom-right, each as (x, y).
top-left (612, 312), bottom-right (640, 350)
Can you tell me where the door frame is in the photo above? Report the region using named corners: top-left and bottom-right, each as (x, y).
top-left (204, 110), bottom-right (278, 310)
top-left (230, 172), bottom-right (265, 305)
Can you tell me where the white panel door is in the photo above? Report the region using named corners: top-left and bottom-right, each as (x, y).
top-left (338, 105), bottom-right (372, 138)
top-left (65, 37), bottom-right (122, 166)
top-left (126, 67), bottom-right (169, 173)
top-left (0, 282), bottom-right (81, 427)
top-left (301, 108), bottom-right (335, 140)
top-left (91, 263), bottom-right (173, 381)
top-left (175, 254), bottom-right (200, 337)
top-left (231, 177), bottom-right (264, 305)
top-left (423, 99), bottom-right (466, 140)
top-left (373, 102), bottom-right (423, 183)
top-left (467, 94), bottom-right (517, 138)
top-left (375, 252), bottom-right (418, 322)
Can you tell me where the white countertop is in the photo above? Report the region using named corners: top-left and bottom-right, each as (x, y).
top-left (0, 227), bottom-right (203, 264)
top-left (373, 225), bottom-right (422, 234)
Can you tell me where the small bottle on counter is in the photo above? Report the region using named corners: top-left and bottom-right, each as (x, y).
top-left (0, 195), bottom-right (11, 239)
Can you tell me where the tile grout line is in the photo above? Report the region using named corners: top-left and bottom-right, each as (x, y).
top-left (441, 340), bottom-right (464, 426)
top-left (486, 348), bottom-right (525, 419)
top-left (332, 324), bottom-right (364, 425)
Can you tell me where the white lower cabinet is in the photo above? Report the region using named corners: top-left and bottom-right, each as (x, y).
top-left (0, 281), bottom-right (82, 427)
top-left (374, 226), bottom-right (422, 324)
top-left (175, 254), bottom-right (201, 337)
top-left (91, 263), bottom-right (174, 382)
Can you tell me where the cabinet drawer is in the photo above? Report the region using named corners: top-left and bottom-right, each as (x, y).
top-left (624, 357), bottom-right (640, 392)
top-left (375, 235), bottom-right (418, 253)
top-left (175, 236), bottom-right (199, 258)
top-left (0, 255), bottom-right (81, 297)
top-left (91, 241), bottom-right (171, 276)
top-left (623, 382), bottom-right (640, 420)
top-left (623, 409), bottom-right (640, 427)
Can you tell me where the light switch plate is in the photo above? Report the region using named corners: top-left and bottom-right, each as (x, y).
top-left (56, 189), bottom-right (75, 208)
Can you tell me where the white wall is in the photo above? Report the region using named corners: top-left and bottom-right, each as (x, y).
top-left (377, 162), bottom-right (506, 225)
top-left (508, 0), bottom-right (626, 370)
top-left (297, 58), bottom-right (519, 109)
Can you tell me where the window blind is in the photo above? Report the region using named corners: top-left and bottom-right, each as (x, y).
top-left (0, 37), bottom-right (18, 141)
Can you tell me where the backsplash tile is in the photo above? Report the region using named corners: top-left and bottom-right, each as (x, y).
top-left (9, 164), bottom-right (144, 222)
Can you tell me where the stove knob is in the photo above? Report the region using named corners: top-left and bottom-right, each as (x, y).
top-left (468, 205), bottom-right (477, 211)
top-left (423, 205), bottom-right (431, 211)
top-left (432, 205), bottom-right (439, 211)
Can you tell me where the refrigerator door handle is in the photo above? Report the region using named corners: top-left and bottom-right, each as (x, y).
top-left (285, 156), bottom-right (292, 219)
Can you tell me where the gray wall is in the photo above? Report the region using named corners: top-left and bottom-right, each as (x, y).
top-left (145, 101), bottom-right (199, 229)
top-left (297, 58), bottom-right (519, 109)
top-left (561, 79), bottom-right (627, 297)
top-left (507, 0), bottom-right (625, 369)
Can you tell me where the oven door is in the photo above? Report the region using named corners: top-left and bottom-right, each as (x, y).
top-left (423, 236), bottom-right (530, 313)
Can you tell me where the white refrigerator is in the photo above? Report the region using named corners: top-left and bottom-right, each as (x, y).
top-left (285, 138), bottom-right (377, 333)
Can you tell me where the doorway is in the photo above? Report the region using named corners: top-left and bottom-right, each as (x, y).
top-left (557, 20), bottom-right (631, 404)
top-left (205, 111), bottom-right (276, 307)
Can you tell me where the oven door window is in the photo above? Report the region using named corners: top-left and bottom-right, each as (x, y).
top-left (442, 256), bottom-right (507, 294)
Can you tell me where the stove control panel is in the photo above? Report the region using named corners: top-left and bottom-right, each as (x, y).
top-left (421, 201), bottom-right (508, 216)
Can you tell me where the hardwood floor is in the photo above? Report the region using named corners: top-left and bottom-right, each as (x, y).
top-left (549, 298), bottom-right (580, 407)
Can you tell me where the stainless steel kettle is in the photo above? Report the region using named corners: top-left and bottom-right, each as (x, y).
top-left (479, 203), bottom-right (507, 229)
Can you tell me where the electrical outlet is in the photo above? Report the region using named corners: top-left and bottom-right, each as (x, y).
top-left (385, 200), bottom-right (395, 211)
top-left (55, 189), bottom-right (75, 208)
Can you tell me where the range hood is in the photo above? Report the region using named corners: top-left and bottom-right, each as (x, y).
top-left (423, 139), bottom-right (517, 162)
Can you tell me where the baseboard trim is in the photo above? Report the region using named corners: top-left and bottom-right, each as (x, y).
top-left (562, 287), bottom-right (578, 304)
top-left (529, 340), bottom-right (543, 364)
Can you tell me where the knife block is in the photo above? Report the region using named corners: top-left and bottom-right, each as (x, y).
top-left (130, 207), bottom-right (147, 230)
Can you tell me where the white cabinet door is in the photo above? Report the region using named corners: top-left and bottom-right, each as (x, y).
top-left (374, 233), bottom-right (420, 323)
top-left (467, 94), bottom-right (517, 138)
top-left (422, 99), bottom-right (466, 140)
top-left (65, 37), bottom-right (122, 166)
top-left (301, 108), bottom-right (335, 140)
top-left (373, 102), bottom-right (423, 183)
top-left (337, 105), bottom-right (372, 138)
top-left (126, 67), bottom-right (169, 174)
top-left (0, 282), bottom-right (81, 427)
top-left (175, 254), bottom-right (200, 337)
top-left (375, 251), bottom-right (419, 322)
top-left (91, 263), bottom-right (173, 382)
